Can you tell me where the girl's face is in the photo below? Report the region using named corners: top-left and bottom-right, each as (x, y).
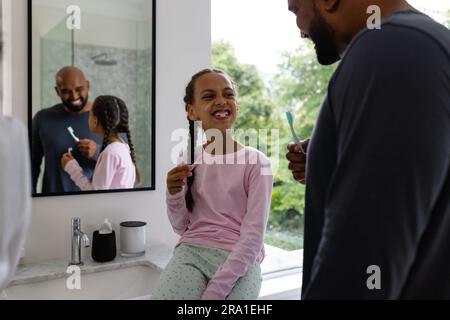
top-left (188, 73), bottom-right (238, 133)
top-left (88, 110), bottom-right (101, 134)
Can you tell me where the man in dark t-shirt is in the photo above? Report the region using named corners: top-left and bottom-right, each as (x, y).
top-left (32, 67), bottom-right (101, 194)
top-left (286, 0), bottom-right (450, 298)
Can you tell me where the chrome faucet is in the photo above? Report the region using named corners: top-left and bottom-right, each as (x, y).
top-left (70, 218), bottom-right (90, 266)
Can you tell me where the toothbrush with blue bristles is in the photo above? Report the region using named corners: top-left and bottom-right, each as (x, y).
top-left (285, 110), bottom-right (306, 154)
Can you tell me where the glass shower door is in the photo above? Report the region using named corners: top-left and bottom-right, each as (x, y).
top-left (38, 17), bottom-right (73, 115)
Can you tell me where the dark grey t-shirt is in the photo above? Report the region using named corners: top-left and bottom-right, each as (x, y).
top-left (31, 104), bottom-right (101, 194)
top-left (302, 11), bottom-right (450, 299)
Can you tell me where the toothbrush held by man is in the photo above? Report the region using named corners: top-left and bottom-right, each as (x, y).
top-left (67, 126), bottom-right (98, 160)
top-left (285, 110), bottom-right (310, 185)
top-left (285, 110), bottom-right (306, 154)
top-left (67, 126), bottom-right (79, 143)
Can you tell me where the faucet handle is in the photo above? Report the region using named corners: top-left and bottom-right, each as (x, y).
top-left (82, 233), bottom-right (91, 247)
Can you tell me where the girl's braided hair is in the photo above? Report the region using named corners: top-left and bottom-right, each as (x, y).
top-left (92, 95), bottom-right (142, 185)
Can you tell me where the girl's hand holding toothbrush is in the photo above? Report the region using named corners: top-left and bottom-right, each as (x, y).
top-left (61, 148), bottom-right (75, 169)
top-left (286, 139), bottom-right (310, 185)
top-left (167, 164), bottom-right (193, 195)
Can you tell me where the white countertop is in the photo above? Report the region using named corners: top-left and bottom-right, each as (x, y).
top-left (9, 242), bottom-right (174, 287)
top-left (7, 242), bottom-right (302, 300)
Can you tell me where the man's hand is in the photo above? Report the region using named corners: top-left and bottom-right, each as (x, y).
top-left (167, 165), bottom-right (193, 195)
top-left (77, 139), bottom-right (97, 159)
top-left (61, 150), bottom-right (74, 169)
top-left (286, 139), bottom-right (310, 185)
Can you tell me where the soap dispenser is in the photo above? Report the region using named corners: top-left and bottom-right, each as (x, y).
top-left (91, 219), bottom-right (116, 263)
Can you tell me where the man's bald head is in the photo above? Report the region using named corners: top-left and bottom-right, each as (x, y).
top-left (55, 66), bottom-right (90, 113)
top-left (55, 66), bottom-right (87, 85)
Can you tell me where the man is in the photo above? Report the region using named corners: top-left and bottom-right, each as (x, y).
top-left (0, 21), bottom-right (31, 288)
top-left (286, 0), bottom-right (450, 299)
top-left (0, 116), bottom-right (31, 290)
top-left (32, 66), bottom-right (101, 193)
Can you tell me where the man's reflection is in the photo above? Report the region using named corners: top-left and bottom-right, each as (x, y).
top-left (31, 66), bottom-right (101, 193)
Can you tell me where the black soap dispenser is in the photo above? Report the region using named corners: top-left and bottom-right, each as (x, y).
top-left (91, 219), bottom-right (116, 263)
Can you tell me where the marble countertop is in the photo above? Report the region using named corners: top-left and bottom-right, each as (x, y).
top-left (9, 242), bottom-right (174, 287)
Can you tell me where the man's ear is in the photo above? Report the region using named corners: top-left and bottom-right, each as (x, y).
top-left (54, 87), bottom-right (61, 97)
top-left (187, 104), bottom-right (198, 121)
top-left (317, 0), bottom-right (340, 13)
top-left (85, 80), bottom-right (90, 91)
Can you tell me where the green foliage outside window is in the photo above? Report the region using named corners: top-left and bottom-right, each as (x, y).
top-left (211, 8), bottom-right (449, 251)
top-left (212, 40), bottom-right (337, 250)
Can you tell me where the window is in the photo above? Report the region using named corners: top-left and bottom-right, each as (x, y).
top-left (212, 0), bottom-right (450, 275)
top-left (211, 1), bottom-right (333, 273)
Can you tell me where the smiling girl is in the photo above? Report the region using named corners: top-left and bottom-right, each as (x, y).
top-left (153, 69), bottom-right (273, 300)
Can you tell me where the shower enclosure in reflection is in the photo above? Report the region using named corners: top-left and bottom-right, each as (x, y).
top-left (30, 0), bottom-right (155, 196)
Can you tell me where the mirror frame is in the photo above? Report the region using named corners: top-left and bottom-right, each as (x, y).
top-left (27, 0), bottom-right (156, 197)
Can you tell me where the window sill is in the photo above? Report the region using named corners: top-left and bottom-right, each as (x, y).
top-left (259, 268), bottom-right (302, 300)
top-left (259, 244), bottom-right (303, 300)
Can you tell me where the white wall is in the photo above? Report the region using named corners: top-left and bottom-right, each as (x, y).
top-left (1, 0), bottom-right (18, 117)
top-left (6, 0), bottom-right (211, 263)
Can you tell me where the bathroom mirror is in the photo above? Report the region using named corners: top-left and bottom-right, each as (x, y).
top-left (28, 0), bottom-right (156, 197)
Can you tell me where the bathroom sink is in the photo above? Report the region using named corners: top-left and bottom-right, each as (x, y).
top-left (2, 265), bottom-right (160, 300)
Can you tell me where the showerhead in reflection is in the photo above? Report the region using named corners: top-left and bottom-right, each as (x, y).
top-left (91, 53), bottom-right (118, 66)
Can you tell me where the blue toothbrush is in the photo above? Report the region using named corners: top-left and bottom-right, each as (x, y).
top-left (285, 110), bottom-right (306, 154)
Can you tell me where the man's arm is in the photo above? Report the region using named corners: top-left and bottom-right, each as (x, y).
top-left (0, 117), bottom-right (31, 289)
top-left (31, 113), bottom-right (44, 193)
top-left (303, 26), bottom-right (450, 299)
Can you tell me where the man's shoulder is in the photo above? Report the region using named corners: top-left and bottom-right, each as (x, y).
top-left (382, 11), bottom-right (450, 52)
top-left (34, 104), bottom-right (64, 117)
top-left (0, 116), bottom-right (27, 138)
top-left (332, 11), bottom-right (450, 84)
top-left (349, 11), bottom-right (450, 60)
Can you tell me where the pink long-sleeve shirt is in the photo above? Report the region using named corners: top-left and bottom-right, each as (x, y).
top-left (166, 146), bottom-right (273, 300)
top-left (64, 142), bottom-right (136, 191)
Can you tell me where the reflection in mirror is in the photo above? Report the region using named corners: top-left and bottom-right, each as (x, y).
top-left (29, 0), bottom-right (155, 196)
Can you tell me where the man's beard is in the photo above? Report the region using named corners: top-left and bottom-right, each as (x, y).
top-left (63, 95), bottom-right (88, 113)
top-left (309, 7), bottom-right (341, 65)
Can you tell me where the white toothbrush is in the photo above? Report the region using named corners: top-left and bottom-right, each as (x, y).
top-left (67, 126), bottom-right (80, 143)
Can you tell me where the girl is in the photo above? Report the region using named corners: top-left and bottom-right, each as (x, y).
top-left (61, 95), bottom-right (140, 190)
top-left (153, 69), bottom-right (273, 300)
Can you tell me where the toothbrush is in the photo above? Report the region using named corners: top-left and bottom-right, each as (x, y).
top-left (285, 110), bottom-right (306, 154)
top-left (67, 126), bottom-right (80, 143)
top-left (285, 110), bottom-right (300, 142)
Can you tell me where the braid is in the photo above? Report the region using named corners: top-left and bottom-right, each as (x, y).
top-left (92, 95), bottom-right (141, 185)
top-left (116, 97), bottom-right (128, 132)
top-left (101, 107), bottom-right (114, 152)
top-left (116, 98), bottom-right (142, 185)
top-left (185, 120), bottom-right (196, 212)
